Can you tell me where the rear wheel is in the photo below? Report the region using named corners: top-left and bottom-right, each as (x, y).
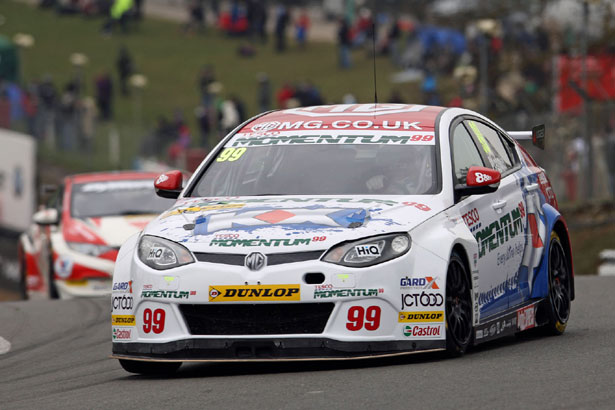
top-left (445, 252), bottom-right (473, 356)
top-left (543, 232), bottom-right (571, 335)
top-left (119, 359), bottom-right (182, 375)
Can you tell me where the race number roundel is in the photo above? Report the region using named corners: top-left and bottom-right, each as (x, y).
top-left (466, 166), bottom-right (501, 187)
top-left (155, 170), bottom-right (182, 191)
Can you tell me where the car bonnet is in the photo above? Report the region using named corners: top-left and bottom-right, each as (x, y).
top-left (144, 196), bottom-right (448, 253)
top-left (64, 214), bottom-right (159, 248)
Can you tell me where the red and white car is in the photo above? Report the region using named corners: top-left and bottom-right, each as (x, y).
top-left (18, 171), bottom-right (175, 299)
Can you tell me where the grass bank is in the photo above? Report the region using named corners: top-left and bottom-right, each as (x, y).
top-left (3, 1), bottom-right (410, 170)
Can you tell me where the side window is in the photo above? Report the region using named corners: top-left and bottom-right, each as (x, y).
top-left (452, 124), bottom-right (485, 184)
top-left (465, 120), bottom-right (513, 173)
top-left (499, 132), bottom-right (520, 165)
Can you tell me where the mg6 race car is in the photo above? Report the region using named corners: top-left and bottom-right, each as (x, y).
top-left (18, 171), bottom-right (174, 299)
top-left (111, 104), bottom-right (574, 375)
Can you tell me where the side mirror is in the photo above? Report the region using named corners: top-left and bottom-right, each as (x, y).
top-left (154, 170), bottom-right (183, 199)
top-left (455, 166), bottom-right (501, 197)
top-left (33, 208), bottom-right (59, 225)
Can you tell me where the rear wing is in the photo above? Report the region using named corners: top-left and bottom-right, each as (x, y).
top-left (508, 124), bottom-right (545, 149)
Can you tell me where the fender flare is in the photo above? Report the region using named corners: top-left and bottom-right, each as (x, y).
top-left (412, 212), bottom-right (479, 325)
top-left (531, 204), bottom-right (575, 300)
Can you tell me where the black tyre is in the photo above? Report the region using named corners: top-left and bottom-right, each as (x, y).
top-left (445, 251), bottom-right (473, 356)
top-left (18, 252), bottom-right (28, 300)
top-left (17, 246), bottom-right (28, 300)
top-left (48, 251), bottom-right (60, 300)
top-left (119, 359), bottom-right (182, 375)
top-left (543, 231), bottom-right (571, 335)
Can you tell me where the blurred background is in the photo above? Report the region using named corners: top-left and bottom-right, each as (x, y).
top-left (1, 0), bottom-right (615, 299)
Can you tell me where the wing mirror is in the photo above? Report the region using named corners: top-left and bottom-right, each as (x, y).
top-left (455, 166), bottom-right (501, 197)
top-left (154, 170), bottom-right (183, 199)
top-left (33, 208), bottom-right (59, 225)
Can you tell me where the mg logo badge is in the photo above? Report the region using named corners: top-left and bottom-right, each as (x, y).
top-left (245, 252), bottom-right (266, 271)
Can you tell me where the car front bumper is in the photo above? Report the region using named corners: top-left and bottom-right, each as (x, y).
top-left (111, 240), bottom-right (450, 362)
top-left (111, 337), bottom-right (445, 362)
top-left (56, 278), bottom-right (112, 298)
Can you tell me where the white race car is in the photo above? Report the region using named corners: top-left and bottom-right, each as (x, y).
top-left (111, 104), bottom-right (574, 374)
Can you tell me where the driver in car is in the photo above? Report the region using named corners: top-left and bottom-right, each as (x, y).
top-left (366, 148), bottom-right (433, 194)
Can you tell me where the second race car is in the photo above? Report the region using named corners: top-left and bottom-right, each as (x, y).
top-left (18, 171), bottom-right (175, 299)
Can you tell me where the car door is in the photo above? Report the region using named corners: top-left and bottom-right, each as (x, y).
top-left (506, 142), bottom-right (549, 308)
top-left (451, 119), bottom-right (526, 320)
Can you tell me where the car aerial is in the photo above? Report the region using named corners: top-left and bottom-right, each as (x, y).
top-left (110, 103), bottom-right (574, 375)
top-left (18, 171), bottom-right (175, 299)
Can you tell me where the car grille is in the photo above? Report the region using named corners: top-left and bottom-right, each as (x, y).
top-left (179, 303), bottom-right (334, 335)
top-left (193, 250), bottom-right (324, 266)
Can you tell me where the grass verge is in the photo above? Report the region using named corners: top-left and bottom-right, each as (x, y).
top-left (3, 1), bottom-right (414, 170)
top-left (569, 223), bottom-right (615, 275)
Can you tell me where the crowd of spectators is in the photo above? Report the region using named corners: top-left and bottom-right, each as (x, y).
top-left (7, 1), bottom-right (615, 199)
top-left (0, 45), bottom-right (141, 153)
top-left (1, 74), bottom-right (96, 152)
top-left (333, 6), bottom-right (552, 123)
top-left (330, 4), bottom-right (615, 201)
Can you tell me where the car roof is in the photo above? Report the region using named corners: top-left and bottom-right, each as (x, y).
top-left (241, 104), bottom-right (446, 134)
top-left (67, 171), bottom-right (160, 184)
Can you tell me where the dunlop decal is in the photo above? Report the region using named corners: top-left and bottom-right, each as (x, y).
top-left (398, 311), bottom-right (444, 323)
top-left (209, 285), bottom-right (300, 302)
top-left (112, 315), bottom-right (136, 326)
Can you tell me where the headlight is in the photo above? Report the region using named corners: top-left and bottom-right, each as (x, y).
top-left (67, 242), bottom-right (115, 257)
top-left (322, 233), bottom-right (411, 267)
top-left (137, 235), bottom-right (195, 270)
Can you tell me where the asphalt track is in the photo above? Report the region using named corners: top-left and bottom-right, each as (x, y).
top-left (0, 276), bottom-right (613, 410)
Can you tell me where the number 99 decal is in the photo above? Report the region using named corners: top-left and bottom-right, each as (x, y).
top-left (143, 308), bottom-right (166, 334)
top-left (216, 147), bottom-right (247, 162)
top-left (346, 306), bottom-right (381, 331)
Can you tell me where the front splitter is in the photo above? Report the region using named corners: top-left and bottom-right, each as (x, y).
top-left (112, 338), bottom-right (446, 362)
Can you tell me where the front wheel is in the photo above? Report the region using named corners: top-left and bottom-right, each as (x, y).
top-left (543, 232), bottom-right (572, 335)
top-left (445, 251), bottom-right (473, 356)
top-left (119, 359), bottom-right (182, 375)
top-left (48, 251), bottom-right (60, 300)
top-left (18, 251), bottom-right (28, 300)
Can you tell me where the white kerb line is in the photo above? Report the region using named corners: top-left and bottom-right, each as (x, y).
top-left (0, 336), bottom-right (11, 354)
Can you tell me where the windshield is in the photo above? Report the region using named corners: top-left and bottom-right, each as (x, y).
top-left (71, 179), bottom-right (174, 218)
top-left (191, 138), bottom-right (439, 197)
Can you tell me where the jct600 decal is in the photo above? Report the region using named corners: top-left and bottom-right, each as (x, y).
top-left (400, 292), bottom-right (443, 309)
top-left (112, 295), bottom-right (133, 310)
